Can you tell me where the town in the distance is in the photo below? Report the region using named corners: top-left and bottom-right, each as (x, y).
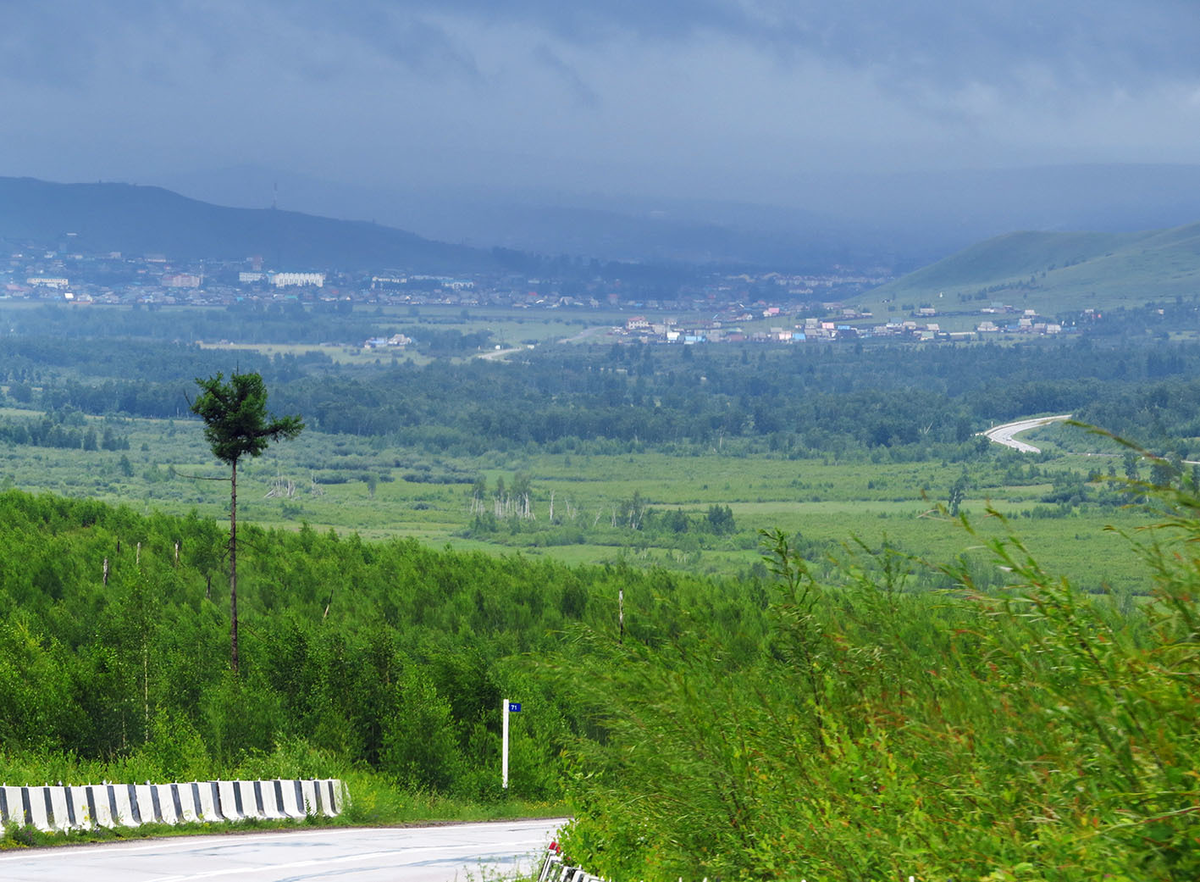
top-left (6, 245), bottom-right (1090, 349)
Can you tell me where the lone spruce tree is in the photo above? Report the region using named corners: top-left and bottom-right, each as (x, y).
top-left (190, 372), bottom-right (303, 672)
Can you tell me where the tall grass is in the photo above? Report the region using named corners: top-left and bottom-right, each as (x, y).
top-left (553, 490), bottom-right (1200, 880)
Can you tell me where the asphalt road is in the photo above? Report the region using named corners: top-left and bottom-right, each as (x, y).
top-left (982, 414), bottom-right (1072, 453)
top-left (0, 818), bottom-right (567, 882)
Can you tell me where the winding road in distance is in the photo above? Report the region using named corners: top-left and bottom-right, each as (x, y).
top-left (982, 414), bottom-right (1073, 453)
top-left (0, 818), bottom-right (566, 882)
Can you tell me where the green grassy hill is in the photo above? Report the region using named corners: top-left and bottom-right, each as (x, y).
top-left (860, 221), bottom-right (1200, 315)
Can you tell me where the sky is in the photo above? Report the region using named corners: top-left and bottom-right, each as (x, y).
top-left (3, 0), bottom-right (1200, 209)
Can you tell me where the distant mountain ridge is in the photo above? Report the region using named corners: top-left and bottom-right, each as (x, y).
top-left (862, 221), bottom-right (1200, 314)
top-left (157, 162), bottom-right (1200, 273)
top-left (0, 176), bottom-right (497, 272)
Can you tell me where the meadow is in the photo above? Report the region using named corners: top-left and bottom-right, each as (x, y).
top-left (3, 301), bottom-right (1191, 601)
top-left (0, 404), bottom-right (1156, 599)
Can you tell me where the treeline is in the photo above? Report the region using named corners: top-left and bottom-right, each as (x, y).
top-left (8, 323), bottom-right (1200, 457)
top-left (0, 301), bottom-right (381, 346)
top-left (0, 304), bottom-right (492, 354)
top-left (0, 412), bottom-right (130, 451)
top-left (268, 338), bottom-right (1200, 454)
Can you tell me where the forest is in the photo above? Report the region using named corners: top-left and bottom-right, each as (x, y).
top-left (4, 308), bottom-right (1200, 460)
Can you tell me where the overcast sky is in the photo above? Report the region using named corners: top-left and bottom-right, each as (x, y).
top-left (3, 0), bottom-right (1200, 208)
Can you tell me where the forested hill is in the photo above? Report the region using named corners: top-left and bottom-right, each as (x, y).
top-left (0, 488), bottom-right (763, 795)
top-left (0, 177), bottom-right (498, 271)
top-left (862, 220), bottom-right (1200, 313)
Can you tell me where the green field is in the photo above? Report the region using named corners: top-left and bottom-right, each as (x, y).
top-left (0, 405), bottom-right (1156, 597)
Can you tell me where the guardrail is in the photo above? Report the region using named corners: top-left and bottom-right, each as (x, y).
top-left (0, 778), bottom-right (345, 833)
top-left (537, 841), bottom-right (606, 882)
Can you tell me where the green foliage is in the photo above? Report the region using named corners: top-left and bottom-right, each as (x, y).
top-left (553, 488), bottom-right (1200, 881)
top-left (189, 372), bottom-right (304, 467)
top-left (0, 488), bottom-right (770, 808)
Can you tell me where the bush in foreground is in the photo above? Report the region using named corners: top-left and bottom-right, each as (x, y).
top-left (555, 489), bottom-right (1200, 881)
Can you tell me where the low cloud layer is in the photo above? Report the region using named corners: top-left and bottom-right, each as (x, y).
top-left (2, 1), bottom-right (1198, 206)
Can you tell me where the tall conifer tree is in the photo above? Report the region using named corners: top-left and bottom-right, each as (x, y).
top-left (190, 372), bottom-right (303, 672)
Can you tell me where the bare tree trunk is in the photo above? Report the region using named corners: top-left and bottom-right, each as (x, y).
top-left (230, 459), bottom-right (239, 674)
top-left (143, 637), bottom-right (150, 742)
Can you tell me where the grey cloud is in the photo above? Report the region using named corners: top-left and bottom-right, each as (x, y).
top-left (385, 0), bottom-right (1200, 94)
top-left (283, 2), bottom-right (482, 80)
top-left (0, 4), bottom-right (111, 86)
top-left (532, 45), bottom-right (600, 108)
top-left (0, 1), bottom-right (482, 87)
top-left (6, 1), bottom-right (1199, 93)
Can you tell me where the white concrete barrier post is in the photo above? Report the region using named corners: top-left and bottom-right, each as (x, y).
top-left (299, 779), bottom-right (319, 816)
top-left (110, 783), bottom-right (138, 827)
top-left (47, 786), bottom-right (70, 831)
top-left (134, 783), bottom-right (158, 824)
top-left (25, 787), bottom-right (53, 832)
top-left (216, 780), bottom-right (242, 821)
top-left (194, 782), bottom-right (223, 823)
top-left (150, 784), bottom-right (177, 825)
top-left (275, 779), bottom-right (306, 820)
top-left (0, 785), bottom-right (21, 826)
top-left (171, 783), bottom-right (199, 824)
top-left (256, 780), bottom-right (286, 820)
top-left (235, 781), bottom-right (262, 819)
top-left (318, 779), bottom-right (343, 816)
top-left (85, 784), bottom-right (115, 828)
top-left (67, 785), bottom-right (93, 829)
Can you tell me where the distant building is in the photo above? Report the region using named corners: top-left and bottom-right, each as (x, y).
top-left (163, 273), bottom-right (202, 288)
top-left (272, 272), bottom-right (325, 288)
top-left (27, 277), bottom-right (69, 289)
top-left (239, 272), bottom-right (266, 283)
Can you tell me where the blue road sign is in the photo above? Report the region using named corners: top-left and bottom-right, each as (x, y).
top-left (508, 702), bottom-right (522, 712)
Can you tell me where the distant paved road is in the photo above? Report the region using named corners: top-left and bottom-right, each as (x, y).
top-left (477, 346), bottom-right (527, 360)
top-left (982, 414), bottom-right (1073, 453)
top-left (558, 325), bottom-right (611, 344)
top-left (0, 818), bottom-right (566, 882)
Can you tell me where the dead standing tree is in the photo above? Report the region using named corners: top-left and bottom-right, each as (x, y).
top-left (189, 372), bottom-right (303, 673)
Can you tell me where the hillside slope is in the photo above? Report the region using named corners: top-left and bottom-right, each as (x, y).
top-left (0, 177), bottom-right (497, 272)
top-left (862, 221), bottom-right (1200, 314)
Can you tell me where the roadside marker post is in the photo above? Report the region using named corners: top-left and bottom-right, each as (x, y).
top-left (502, 699), bottom-right (521, 789)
